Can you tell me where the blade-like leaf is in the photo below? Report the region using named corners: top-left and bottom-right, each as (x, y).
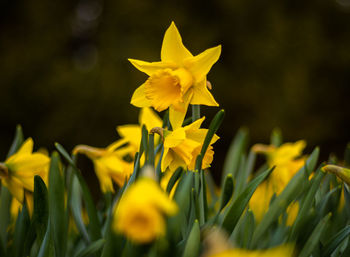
top-left (321, 225), bottom-right (350, 257)
top-left (221, 166), bottom-right (273, 233)
top-left (48, 152), bottom-right (67, 257)
top-left (298, 213), bottom-right (331, 257)
top-left (182, 220), bottom-right (200, 257)
top-left (75, 239), bottom-right (105, 257)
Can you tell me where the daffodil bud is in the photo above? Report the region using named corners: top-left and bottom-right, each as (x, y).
top-left (323, 164), bottom-right (350, 185)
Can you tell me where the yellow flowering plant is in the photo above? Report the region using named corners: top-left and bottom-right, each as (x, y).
top-left (2, 22), bottom-right (350, 257)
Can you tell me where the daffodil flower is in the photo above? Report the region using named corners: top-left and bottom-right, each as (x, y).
top-left (249, 140), bottom-right (306, 221)
top-left (113, 178), bottom-right (178, 243)
top-left (0, 138), bottom-right (50, 215)
top-left (208, 245), bottom-right (294, 257)
top-left (161, 117), bottom-right (219, 172)
top-left (73, 140), bottom-right (133, 193)
top-left (129, 22), bottom-right (221, 128)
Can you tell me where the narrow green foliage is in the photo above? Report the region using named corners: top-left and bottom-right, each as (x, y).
top-left (148, 133), bottom-right (155, 167)
top-left (221, 128), bottom-right (248, 187)
top-left (48, 152), bottom-right (67, 257)
top-left (33, 176), bottom-right (49, 240)
top-left (298, 213), bottom-right (331, 257)
top-left (221, 166), bottom-right (274, 233)
top-left (218, 174), bottom-right (234, 212)
top-left (192, 105), bottom-right (201, 122)
top-left (166, 167), bottom-right (183, 194)
top-left (289, 168), bottom-right (325, 240)
top-left (182, 220), bottom-right (200, 257)
top-left (251, 147), bottom-right (319, 247)
top-left (322, 225), bottom-right (350, 257)
top-left (74, 239), bottom-right (105, 257)
top-left (55, 143), bottom-right (101, 241)
top-left (270, 127), bottom-right (282, 147)
top-left (12, 203), bottom-right (30, 257)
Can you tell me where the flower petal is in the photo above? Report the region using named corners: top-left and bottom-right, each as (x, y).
top-left (139, 108), bottom-right (163, 130)
top-left (169, 90), bottom-right (193, 129)
top-left (131, 83), bottom-right (152, 108)
top-left (161, 22), bottom-right (193, 64)
top-left (185, 45), bottom-right (221, 82)
top-left (190, 80), bottom-right (219, 106)
top-left (164, 129), bottom-right (186, 148)
top-left (128, 59), bottom-right (176, 76)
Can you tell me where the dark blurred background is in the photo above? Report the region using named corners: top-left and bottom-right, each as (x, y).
top-left (1, 0), bottom-right (350, 184)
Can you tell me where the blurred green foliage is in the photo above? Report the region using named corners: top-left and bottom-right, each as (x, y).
top-left (1, 0), bottom-right (350, 181)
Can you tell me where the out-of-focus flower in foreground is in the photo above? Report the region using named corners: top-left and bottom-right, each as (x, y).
top-left (113, 177), bottom-right (178, 243)
top-left (129, 22), bottom-right (221, 128)
top-left (0, 138), bottom-right (50, 214)
top-left (249, 140), bottom-right (306, 221)
top-left (161, 117), bottom-right (219, 172)
top-left (73, 141), bottom-right (133, 193)
top-left (202, 227), bottom-right (294, 257)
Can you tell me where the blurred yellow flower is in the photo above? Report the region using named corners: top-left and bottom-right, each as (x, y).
top-left (116, 107), bottom-right (163, 155)
top-left (161, 117), bottom-right (219, 172)
top-left (73, 141), bottom-right (133, 193)
top-left (209, 245), bottom-right (294, 257)
top-left (113, 178), bottom-right (178, 243)
top-left (129, 22), bottom-right (221, 128)
top-left (250, 140), bottom-right (306, 221)
top-left (0, 138), bottom-right (50, 213)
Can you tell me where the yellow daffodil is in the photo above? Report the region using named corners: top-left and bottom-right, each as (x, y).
top-left (113, 178), bottom-right (178, 243)
top-left (249, 140), bottom-right (306, 221)
top-left (208, 245), bottom-right (294, 257)
top-left (129, 22), bottom-right (221, 128)
top-left (0, 138), bottom-right (50, 213)
top-left (73, 141), bottom-right (133, 193)
top-left (323, 164), bottom-right (350, 186)
top-left (161, 117), bottom-right (219, 172)
top-left (116, 107), bottom-right (163, 155)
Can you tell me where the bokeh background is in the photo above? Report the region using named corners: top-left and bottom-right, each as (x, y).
top-left (1, 0), bottom-right (350, 187)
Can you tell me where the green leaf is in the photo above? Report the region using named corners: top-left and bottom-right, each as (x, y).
top-left (289, 168), bottom-right (325, 240)
top-left (200, 109), bottom-right (225, 162)
top-left (221, 128), bottom-right (248, 187)
top-left (33, 175), bottom-right (49, 241)
top-left (270, 127), bottom-right (282, 147)
top-left (7, 124), bottom-right (24, 158)
top-left (182, 220), bottom-right (200, 257)
top-left (37, 225), bottom-right (51, 257)
top-left (345, 143), bottom-right (350, 167)
top-left (321, 225), bottom-right (350, 257)
top-left (48, 152), bottom-right (67, 257)
top-left (298, 213), bottom-right (331, 257)
top-left (251, 147), bottom-right (319, 247)
top-left (55, 143), bottom-right (101, 241)
top-left (74, 239), bottom-right (105, 257)
top-left (221, 166), bottom-right (273, 233)
top-left (218, 174), bottom-right (234, 212)
top-left (191, 105), bottom-right (201, 122)
top-left (166, 167), bottom-right (183, 194)
top-left (148, 133), bottom-right (155, 167)
top-left (70, 174), bottom-right (90, 243)
top-left (12, 202), bottom-right (30, 257)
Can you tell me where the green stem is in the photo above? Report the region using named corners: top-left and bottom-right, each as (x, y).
top-left (192, 105), bottom-right (200, 122)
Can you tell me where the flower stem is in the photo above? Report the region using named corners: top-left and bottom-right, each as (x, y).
top-left (192, 105), bottom-right (201, 122)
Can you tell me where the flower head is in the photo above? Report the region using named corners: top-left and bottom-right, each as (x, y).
top-left (249, 140), bottom-right (306, 221)
top-left (113, 178), bottom-right (178, 243)
top-left (161, 117), bottom-right (219, 172)
top-left (73, 141), bottom-right (133, 193)
top-left (1, 138), bottom-right (50, 204)
top-left (129, 22), bottom-right (221, 128)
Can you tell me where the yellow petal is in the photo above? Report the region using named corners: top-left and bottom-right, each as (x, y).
top-left (161, 148), bottom-right (172, 172)
top-left (139, 107), bottom-right (162, 130)
top-left (185, 45), bottom-right (221, 83)
top-left (116, 125), bottom-right (141, 150)
top-left (73, 145), bottom-right (107, 159)
top-left (169, 90), bottom-right (193, 129)
top-left (164, 128), bottom-right (186, 148)
top-left (128, 59), bottom-right (176, 76)
top-left (6, 138), bottom-right (34, 164)
top-left (130, 83), bottom-right (152, 108)
top-left (161, 22), bottom-right (193, 64)
top-left (190, 79), bottom-right (219, 106)
top-left (3, 177), bottom-right (25, 203)
top-left (106, 139), bottom-right (129, 152)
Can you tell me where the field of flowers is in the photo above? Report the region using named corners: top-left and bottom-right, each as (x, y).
top-left (1, 22), bottom-right (350, 257)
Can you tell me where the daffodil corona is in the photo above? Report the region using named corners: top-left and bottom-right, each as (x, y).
top-left (129, 22), bottom-right (221, 128)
